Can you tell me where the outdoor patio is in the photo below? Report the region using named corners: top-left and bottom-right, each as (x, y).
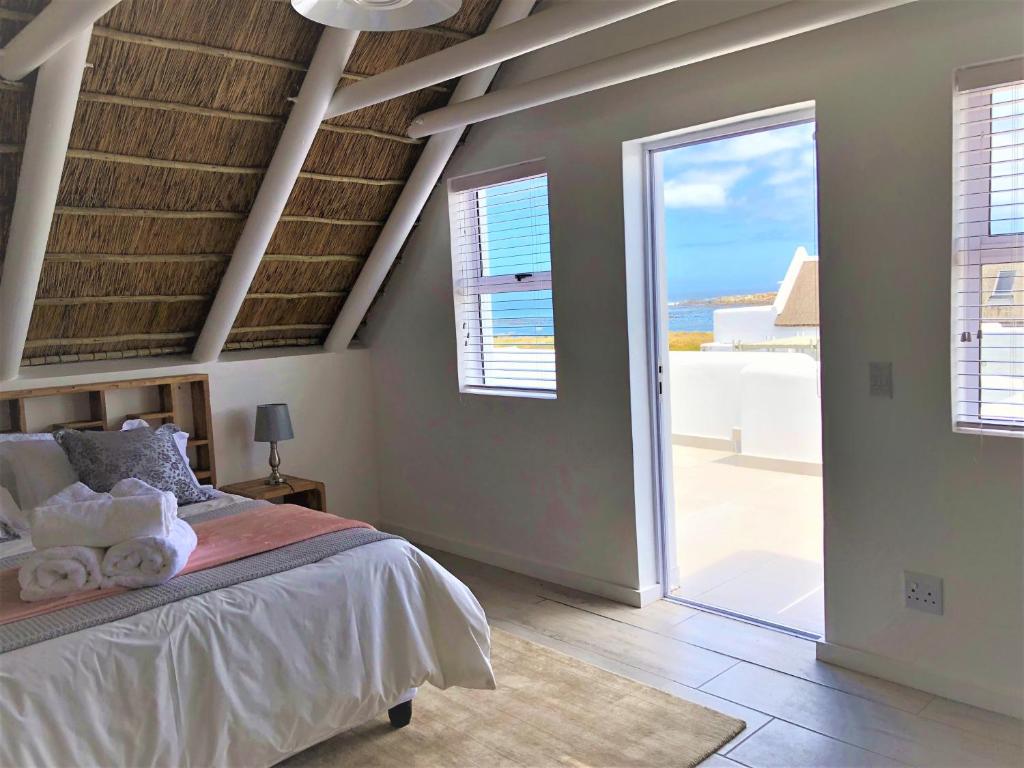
top-left (669, 443), bottom-right (824, 637)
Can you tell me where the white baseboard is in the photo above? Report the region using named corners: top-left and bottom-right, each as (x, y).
top-left (380, 520), bottom-right (659, 608)
top-left (672, 434), bottom-right (735, 451)
top-left (816, 640), bottom-right (1023, 719)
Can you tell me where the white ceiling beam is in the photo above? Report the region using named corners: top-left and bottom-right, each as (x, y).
top-left (408, 0), bottom-right (917, 138)
top-left (0, 30), bottom-right (92, 382)
top-left (322, 0), bottom-right (676, 120)
top-left (0, 0), bottom-right (121, 81)
top-left (323, 0), bottom-right (538, 352)
top-left (191, 27), bottom-right (360, 363)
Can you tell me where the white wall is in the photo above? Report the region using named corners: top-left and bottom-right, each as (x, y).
top-left (713, 305), bottom-right (819, 345)
top-left (668, 350), bottom-right (757, 441)
top-left (712, 305), bottom-right (775, 344)
top-left (364, 0), bottom-right (1023, 714)
top-left (739, 355), bottom-right (822, 464)
top-left (3, 350), bottom-right (380, 521)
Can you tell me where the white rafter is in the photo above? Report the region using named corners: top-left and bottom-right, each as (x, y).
top-left (322, 0), bottom-right (675, 120)
top-left (191, 27), bottom-right (360, 363)
top-left (407, 0), bottom-right (917, 138)
top-left (0, 29), bottom-right (92, 382)
top-left (323, 0), bottom-right (539, 352)
top-left (0, 0), bottom-right (121, 81)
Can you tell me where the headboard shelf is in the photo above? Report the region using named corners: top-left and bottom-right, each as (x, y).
top-left (53, 419), bottom-right (105, 431)
top-left (0, 374), bottom-right (217, 486)
top-left (127, 411), bottom-right (175, 423)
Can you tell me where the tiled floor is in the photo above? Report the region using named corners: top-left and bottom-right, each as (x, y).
top-left (670, 444), bottom-right (824, 636)
top-left (429, 548), bottom-right (1024, 768)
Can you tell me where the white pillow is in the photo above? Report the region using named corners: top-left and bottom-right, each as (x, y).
top-left (0, 436), bottom-right (79, 513)
top-left (0, 485), bottom-right (27, 536)
top-left (120, 419), bottom-right (200, 485)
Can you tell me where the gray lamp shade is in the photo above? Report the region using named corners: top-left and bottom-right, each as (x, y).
top-left (254, 404), bottom-right (294, 443)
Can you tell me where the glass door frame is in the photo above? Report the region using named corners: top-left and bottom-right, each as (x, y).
top-left (640, 103), bottom-right (823, 641)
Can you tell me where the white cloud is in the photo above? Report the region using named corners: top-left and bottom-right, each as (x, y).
top-left (663, 123), bottom-right (815, 177)
top-left (663, 167), bottom-right (748, 208)
top-left (668, 125), bottom-right (813, 168)
top-left (663, 180), bottom-right (729, 207)
top-left (767, 148), bottom-right (815, 186)
top-left (767, 167), bottom-right (809, 186)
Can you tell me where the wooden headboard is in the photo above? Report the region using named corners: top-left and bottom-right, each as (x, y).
top-left (0, 375), bottom-right (217, 486)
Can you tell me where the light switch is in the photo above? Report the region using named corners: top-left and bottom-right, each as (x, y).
top-left (869, 362), bottom-right (893, 398)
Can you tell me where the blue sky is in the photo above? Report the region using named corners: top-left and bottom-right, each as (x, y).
top-left (990, 84), bottom-right (1024, 236)
top-left (660, 121), bottom-right (818, 300)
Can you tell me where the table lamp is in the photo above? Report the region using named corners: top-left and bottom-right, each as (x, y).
top-left (254, 404), bottom-right (294, 485)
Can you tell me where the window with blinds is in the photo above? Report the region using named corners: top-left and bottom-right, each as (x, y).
top-left (448, 160), bottom-right (556, 396)
top-left (953, 60), bottom-right (1023, 435)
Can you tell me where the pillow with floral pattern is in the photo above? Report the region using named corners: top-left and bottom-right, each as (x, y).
top-left (54, 424), bottom-right (213, 506)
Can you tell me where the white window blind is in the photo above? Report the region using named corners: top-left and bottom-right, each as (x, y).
top-left (952, 60), bottom-right (1024, 434)
top-left (449, 160), bottom-right (556, 395)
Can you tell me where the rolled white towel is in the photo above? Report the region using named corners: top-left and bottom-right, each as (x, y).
top-left (30, 479), bottom-right (178, 550)
top-left (18, 546), bottom-right (104, 602)
top-left (101, 517), bottom-right (197, 589)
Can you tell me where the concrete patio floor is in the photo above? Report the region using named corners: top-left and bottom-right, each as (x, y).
top-left (669, 444), bottom-right (824, 637)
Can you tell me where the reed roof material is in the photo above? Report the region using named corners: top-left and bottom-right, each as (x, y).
top-left (774, 261), bottom-right (820, 327)
top-left (1, 0), bottom-right (502, 364)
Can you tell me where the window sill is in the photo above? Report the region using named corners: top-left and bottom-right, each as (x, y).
top-left (954, 423), bottom-right (1023, 439)
top-left (460, 386), bottom-right (557, 401)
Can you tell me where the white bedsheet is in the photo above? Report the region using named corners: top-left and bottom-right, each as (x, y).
top-left (0, 511), bottom-right (495, 767)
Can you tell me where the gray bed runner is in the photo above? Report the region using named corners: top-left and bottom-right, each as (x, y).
top-left (0, 500), bottom-right (398, 654)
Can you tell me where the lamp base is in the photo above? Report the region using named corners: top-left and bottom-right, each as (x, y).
top-left (265, 441), bottom-right (286, 485)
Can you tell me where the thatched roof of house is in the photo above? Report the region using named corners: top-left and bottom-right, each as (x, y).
top-left (0, 0), bottom-right (501, 365)
top-left (774, 260), bottom-right (819, 327)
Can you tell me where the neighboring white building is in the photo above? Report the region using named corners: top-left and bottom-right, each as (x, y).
top-left (703, 247), bottom-right (820, 352)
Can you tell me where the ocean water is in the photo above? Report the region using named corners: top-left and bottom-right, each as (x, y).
top-left (668, 305), bottom-right (715, 332)
top-left (490, 304), bottom-right (723, 335)
top-left (487, 293), bottom-right (747, 336)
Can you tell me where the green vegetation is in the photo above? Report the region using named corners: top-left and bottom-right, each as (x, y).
top-left (493, 334), bottom-right (711, 351)
top-left (668, 331), bottom-right (713, 351)
top-left (493, 336), bottom-right (555, 349)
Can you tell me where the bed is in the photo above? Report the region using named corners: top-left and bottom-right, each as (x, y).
top-left (0, 376), bottom-right (495, 767)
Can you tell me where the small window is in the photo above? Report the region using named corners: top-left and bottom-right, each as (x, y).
top-left (448, 161), bottom-right (556, 396)
top-left (952, 60), bottom-right (1023, 435)
top-left (989, 269), bottom-right (1018, 304)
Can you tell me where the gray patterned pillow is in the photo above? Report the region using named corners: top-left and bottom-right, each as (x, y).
top-left (53, 424), bottom-right (213, 506)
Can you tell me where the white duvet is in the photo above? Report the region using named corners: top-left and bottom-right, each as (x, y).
top-left (0, 495), bottom-right (495, 767)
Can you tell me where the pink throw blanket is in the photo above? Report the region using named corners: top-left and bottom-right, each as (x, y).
top-left (0, 505), bottom-right (373, 625)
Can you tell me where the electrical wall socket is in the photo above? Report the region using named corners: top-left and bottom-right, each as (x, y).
top-left (905, 571), bottom-right (943, 615)
top-left (869, 361), bottom-right (894, 398)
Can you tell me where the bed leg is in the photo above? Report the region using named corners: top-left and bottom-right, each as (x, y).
top-left (388, 700), bottom-right (412, 729)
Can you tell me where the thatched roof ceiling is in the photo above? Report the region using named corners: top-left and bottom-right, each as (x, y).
top-left (0, 0), bottom-right (501, 365)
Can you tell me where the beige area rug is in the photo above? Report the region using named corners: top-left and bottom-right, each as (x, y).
top-left (284, 628), bottom-right (745, 767)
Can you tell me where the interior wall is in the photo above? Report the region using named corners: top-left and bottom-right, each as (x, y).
top-left (4, 350), bottom-right (380, 521)
top-left (365, 0), bottom-right (1024, 714)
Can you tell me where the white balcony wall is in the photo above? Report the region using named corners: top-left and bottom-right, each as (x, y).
top-left (669, 351), bottom-right (767, 441)
top-left (739, 355), bottom-right (822, 463)
top-left (670, 351), bottom-right (821, 464)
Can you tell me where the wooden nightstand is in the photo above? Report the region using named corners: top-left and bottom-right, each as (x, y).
top-left (219, 475), bottom-right (326, 513)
